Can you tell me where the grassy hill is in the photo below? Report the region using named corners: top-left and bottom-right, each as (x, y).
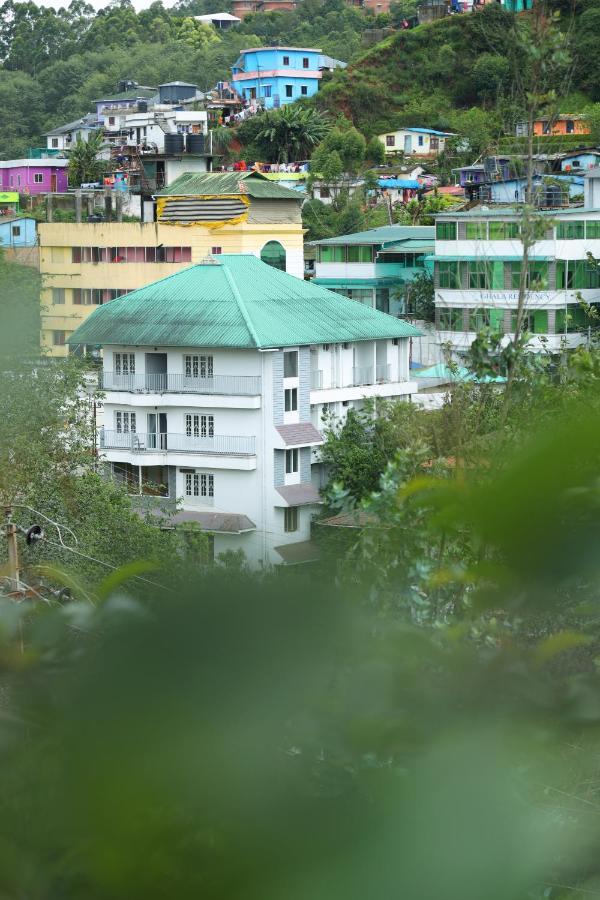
top-left (314, 3), bottom-right (598, 140)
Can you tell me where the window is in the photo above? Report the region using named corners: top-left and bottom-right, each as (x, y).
top-left (51, 138), bottom-right (59, 148)
top-left (319, 186), bottom-right (330, 198)
top-left (115, 411), bottom-right (136, 433)
top-left (284, 350), bottom-right (298, 378)
top-left (465, 222), bottom-right (487, 240)
top-left (386, 135), bottom-right (395, 147)
top-left (284, 506), bottom-right (299, 532)
top-left (418, 135), bottom-right (424, 146)
top-left (469, 308), bottom-right (492, 331)
top-left (284, 387), bottom-right (298, 412)
top-left (285, 85), bottom-right (293, 98)
top-left (113, 463), bottom-right (168, 497)
top-left (33, 173), bottom-right (43, 184)
top-left (11, 225), bottom-right (20, 237)
top-left (211, 246), bottom-right (222, 255)
top-left (511, 309), bottom-right (548, 334)
top-left (185, 472), bottom-right (214, 498)
top-left (436, 221), bottom-right (457, 241)
top-left (587, 221), bottom-right (600, 239)
top-left (489, 221), bottom-right (520, 240)
top-left (557, 260), bottom-right (600, 290)
top-left (283, 55), bottom-right (290, 64)
top-left (302, 57), bottom-right (309, 68)
top-left (52, 288), bottom-right (65, 305)
top-left (186, 414), bottom-right (214, 438)
top-left (301, 85), bottom-right (308, 96)
top-left (347, 245), bottom-right (372, 263)
top-left (114, 352), bottom-right (135, 375)
top-left (108, 116), bottom-right (115, 126)
top-left (510, 261), bottom-right (549, 290)
top-left (467, 261), bottom-right (503, 291)
top-left (71, 246), bottom-right (192, 263)
top-left (438, 308), bottom-right (463, 331)
top-left (557, 221), bottom-right (585, 240)
top-left (261, 240), bottom-right (286, 272)
top-left (263, 85), bottom-right (272, 98)
top-left (184, 354), bottom-right (213, 378)
top-left (319, 246), bottom-right (345, 263)
top-left (566, 120), bottom-right (575, 134)
top-left (438, 261), bottom-right (461, 289)
top-left (285, 448), bottom-right (298, 474)
top-left (430, 137), bottom-right (439, 151)
top-left (53, 330), bottom-right (66, 346)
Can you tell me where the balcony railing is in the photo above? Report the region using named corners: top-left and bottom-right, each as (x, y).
top-left (101, 372), bottom-right (261, 396)
top-left (352, 364), bottom-right (391, 387)
top-left (100, 430), bottom-right (256, 456)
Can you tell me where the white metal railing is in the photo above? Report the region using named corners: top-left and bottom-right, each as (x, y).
top-left (352, 364), bottom-right (391, 387)
top-left (100, 430), bottom-right (255, 455)
top-left (101, 372), bottom-right (261, 395)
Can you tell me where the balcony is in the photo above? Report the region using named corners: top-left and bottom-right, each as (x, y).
top-left (101, 372), bottom-right (261, 396)
top-left (352, 364), bottom-right (391, 387)
top-left (100, 430), bottom-right (256, 456)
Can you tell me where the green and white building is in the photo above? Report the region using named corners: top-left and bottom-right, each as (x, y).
top-left (311, 225), bottom-right (435, 317)
top-left (433, 170), bottom-right (600, 355)
top-left (69, 254), bottom-right (420, 566)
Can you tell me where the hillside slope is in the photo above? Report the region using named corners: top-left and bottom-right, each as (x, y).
top-left (315, 3), bottom-right (598, 137)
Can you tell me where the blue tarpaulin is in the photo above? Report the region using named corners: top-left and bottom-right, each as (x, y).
top-left (378, 179), bottom-right (420, 190)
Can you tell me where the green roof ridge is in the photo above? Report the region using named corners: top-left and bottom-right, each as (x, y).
top-left (221, 262), bottom-right (261, 348)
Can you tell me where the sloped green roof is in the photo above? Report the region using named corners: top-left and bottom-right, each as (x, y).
top-left (414, 363), bottom-right (506, 383)
top-left (156, 171), bottom-right (302, 201)
top-left (310, 225), bottom-right (435, 246)
top-left (69, 255), bottom-right (422, 349)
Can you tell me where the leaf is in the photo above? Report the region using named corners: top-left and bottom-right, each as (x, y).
top-left (96, 560), bottom-right (160, 602)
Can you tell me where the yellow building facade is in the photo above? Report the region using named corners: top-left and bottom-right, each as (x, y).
top-left (39, 172), bottom-right (305, 356)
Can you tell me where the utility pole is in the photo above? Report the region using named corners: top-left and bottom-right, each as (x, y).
top-left (4, 507), bottom-right (20, 589)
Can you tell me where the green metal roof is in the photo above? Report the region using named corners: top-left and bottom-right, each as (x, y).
top-left (310, 225), bottom-right (435, 246)
top-left (156, 171), bottom-right (302, 201)
top-left (435, 206), bottom-right (598, 219)
top-left (379, 239), bottom-right (434, 252)
top-left (68, 255), bottom-right (422, 349)
top-left (414, 363), bottom-right (506, 383)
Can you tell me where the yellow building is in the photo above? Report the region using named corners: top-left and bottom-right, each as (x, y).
top-left (40, 171), bottom-right (305, 356)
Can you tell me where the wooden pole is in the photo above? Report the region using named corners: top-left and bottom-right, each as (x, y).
top-left (4, 507), bottom-right (20, 589)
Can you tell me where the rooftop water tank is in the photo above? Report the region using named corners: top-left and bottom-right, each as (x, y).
top-left (164, 133), bottom-right (184, 155)
top-left (159, 82), bottom-right (198, 104)
top-left (186, 133), bottom-right (205, 154)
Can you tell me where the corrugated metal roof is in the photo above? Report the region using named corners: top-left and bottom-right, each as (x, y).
top-left (310, 225), bottom-right (435, 246)
top-left (156, 171), bottom-right (302, 201)
top-left (69, 255), bottom-right (422, 349)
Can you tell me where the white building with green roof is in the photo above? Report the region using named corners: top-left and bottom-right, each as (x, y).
top-left (69, 254), bottom-right (421, 566)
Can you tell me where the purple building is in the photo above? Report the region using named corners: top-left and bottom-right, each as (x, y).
top-left (0, 159), bottom-right (69, 194)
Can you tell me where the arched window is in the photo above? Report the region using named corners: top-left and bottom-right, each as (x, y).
top-left (260, 241), bottom-right (286, 272)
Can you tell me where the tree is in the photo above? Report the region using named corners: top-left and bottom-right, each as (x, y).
top-left (404, 269), bottom-right (434, 320)
top-left (68, 130), bottom-right (106, 187)
top-left (252, 105), bottom-right (330, 163)
top-left (365, 136), bottom-right (385, 167)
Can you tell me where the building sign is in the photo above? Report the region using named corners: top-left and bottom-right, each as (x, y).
top-left (0, 192), bottom-right (19, 203)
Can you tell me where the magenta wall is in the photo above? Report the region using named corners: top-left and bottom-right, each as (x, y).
top-left (0, 165), bottom-right (68, 194)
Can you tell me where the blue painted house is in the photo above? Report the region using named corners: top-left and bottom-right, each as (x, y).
top-left (231, 47), bottom-right (345, 109)
top-left (559, 150), bottom-right (600, 173)
top-left (0, 216), bottom-right (36, 248)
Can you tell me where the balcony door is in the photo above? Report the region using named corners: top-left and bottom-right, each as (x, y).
top-left (145, 352), bottom-right (167, 391)
top-left (147, 412), bottom-right (167, 450)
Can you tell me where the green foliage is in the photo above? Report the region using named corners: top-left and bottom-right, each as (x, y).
top-left (404, 268), bottom-right (434, 320)
top-left (248, 105), bottom-right (330, 163)
top-left (67, 131), bottom-right (106, 187)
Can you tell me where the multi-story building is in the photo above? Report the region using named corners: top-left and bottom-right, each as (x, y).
top-left (67, 254), bottom-right (421, 565)
top-left (311, 225), bottom-right (435, 316)
top-left (231, 0), bottom-right (296, 20)
top-left (39, 171), bottom-right (305, 355)
top-left (231, 47), bottom-right (345, 109)
top-left (433, 171), bottom-right (600, 355)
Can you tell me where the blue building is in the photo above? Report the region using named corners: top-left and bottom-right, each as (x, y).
top-left (231, 46), bottom-right (345, 109)
top-left (0, 216), bottom-right (36, 248)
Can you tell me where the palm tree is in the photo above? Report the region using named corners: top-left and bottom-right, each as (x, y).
top-left (255, 106), bottom-right (330, 163)
top-left (68, 130), bottom-right (106, 187)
